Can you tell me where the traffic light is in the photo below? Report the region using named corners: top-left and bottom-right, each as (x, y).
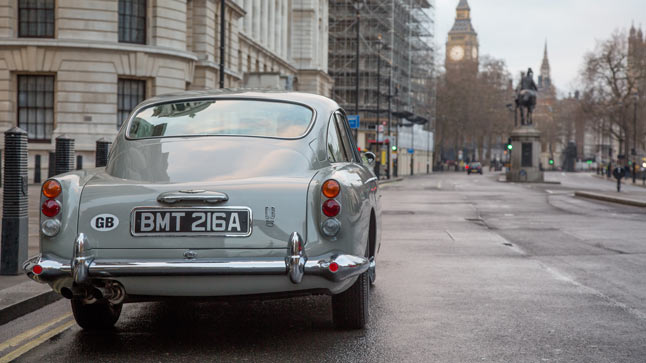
top-left (507, 144), bottom-right (513, 151)
top-left (549, 158), bottom-right (554, 165)
top-left (391, 145), bottom-right (397, 152)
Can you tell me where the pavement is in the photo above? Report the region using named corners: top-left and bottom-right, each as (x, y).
top-left (0, 185), bottom-right (62, 325)
top-left (570, 172), bottom-right (646, 207)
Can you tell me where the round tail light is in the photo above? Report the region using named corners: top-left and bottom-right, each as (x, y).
top-left (42, 180), bottom-right (62, 198)
top-left (322, 199), bottom-right (341, 217)
top-left (42, 199), bottom-right (61, 217)
top-left (329, 262), bottom-right (339, 273)
top-left (322, 180), bottom-right (340, 198)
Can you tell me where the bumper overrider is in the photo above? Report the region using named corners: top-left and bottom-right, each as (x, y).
top-left (23, 232), bottom-right (369, 289)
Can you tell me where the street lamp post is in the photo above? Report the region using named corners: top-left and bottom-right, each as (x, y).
top-left (410, 124), bottom-right (415, 176)
top-left (375, 34), bottom-right (384, 178)
top-left (387, 64), bottom-right (393, 179)
top-left (352, 0), bottom-right (364, 142)
top-left (633, 91), bottom-right (639, 183)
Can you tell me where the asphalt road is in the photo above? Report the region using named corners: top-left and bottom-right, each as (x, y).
top-left (2, 171), bottom-right (646, 362)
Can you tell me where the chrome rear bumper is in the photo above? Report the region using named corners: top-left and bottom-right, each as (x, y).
top-left (24, 232), bottom-right (369, 286)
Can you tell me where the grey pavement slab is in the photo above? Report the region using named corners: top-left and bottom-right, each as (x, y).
top-left (0, 281), bottom-right (60, 325)
top-left (575, 190), bottom-right (646, 207)
top-left (0, 185), bottom-right (55, 325)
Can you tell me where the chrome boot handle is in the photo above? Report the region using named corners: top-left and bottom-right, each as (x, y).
top-left (157, 191), bottom-right (229, 204)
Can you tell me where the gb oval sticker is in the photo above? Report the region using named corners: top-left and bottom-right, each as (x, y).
top-left (91, 214), bottom-right (119, 232)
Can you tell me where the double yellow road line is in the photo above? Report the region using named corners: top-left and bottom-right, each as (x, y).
top-left (0, 313), bottom-right (75, 363)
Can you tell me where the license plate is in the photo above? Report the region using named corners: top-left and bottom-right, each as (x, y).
top-left (131, 208), bottom-right (252, 236)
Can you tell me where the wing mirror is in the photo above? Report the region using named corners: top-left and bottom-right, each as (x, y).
top-left (364, 152), bottom-right (376, 166)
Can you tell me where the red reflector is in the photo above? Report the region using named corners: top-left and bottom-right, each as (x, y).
top-left (41, 199), bottom-right (61, 217)
top-left (322, 199), bottom-right (341, 217)
top-left (33, 264), bottom-right (43, 275)
top-left (329, 262), bottom-right (339, 272)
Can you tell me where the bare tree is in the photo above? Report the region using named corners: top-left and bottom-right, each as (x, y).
top-left (581, 31), bottom-right (645, 160)
top-left (435, 56), bottom-right (513, 165)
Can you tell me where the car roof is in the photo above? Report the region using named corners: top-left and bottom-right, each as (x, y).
top-left (138, 89), bottom-right (340, 112)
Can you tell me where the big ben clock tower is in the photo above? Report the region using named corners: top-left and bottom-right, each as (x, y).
top-left (446, 0), bottom-right (479, 72)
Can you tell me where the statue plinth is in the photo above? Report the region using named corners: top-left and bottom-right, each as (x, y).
top-left (506, 125), bottom-right (544, 183)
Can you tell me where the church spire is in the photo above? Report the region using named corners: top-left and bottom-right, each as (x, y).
top-left (457, 0), bottom-right (470, 10)
top-left (541, 41), bottom-right (551, 78)
top-left (539, 41), bottom-right (552, 90)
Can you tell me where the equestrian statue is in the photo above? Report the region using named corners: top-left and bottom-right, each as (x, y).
top-left (515, 68), bottom-right (538, 126)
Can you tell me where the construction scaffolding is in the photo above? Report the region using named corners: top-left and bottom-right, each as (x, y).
top-left (328, 0), bottom-right (436, 144)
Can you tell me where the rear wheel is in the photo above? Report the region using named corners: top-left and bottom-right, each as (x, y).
top-left (332, 271), bottom-right (369, 329)
top-left (71, 299), bottom-right (122, 330)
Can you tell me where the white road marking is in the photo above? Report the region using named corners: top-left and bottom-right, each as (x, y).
top-left (540, 263), bottom-right (646, 322)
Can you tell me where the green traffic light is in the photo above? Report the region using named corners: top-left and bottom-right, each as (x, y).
top-left (549, 159), bottom-right (554, 165)
top-left (507, 144), bottom-right (512, 150)
top-left (391, 146), bottom-right (397, 151)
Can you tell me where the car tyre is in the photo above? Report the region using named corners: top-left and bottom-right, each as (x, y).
top-left (71, 299), bottom-right (122, 330)
top-left (332, 271), bottom-right (369, 330)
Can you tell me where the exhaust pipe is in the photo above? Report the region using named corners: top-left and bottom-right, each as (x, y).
top-left (60, 286), bottom-right (93, 301)
top-left (61, 287), bottom-right (74, 299)
top-left (61, 281), bottom-right (125, 304)
top-left (93, 282), bottom-right (126, 304)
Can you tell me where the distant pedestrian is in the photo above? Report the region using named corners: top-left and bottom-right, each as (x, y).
top-left (607, 163), bottom-right (611, 178)
top-left (613, 166), bottom-right (626, 192)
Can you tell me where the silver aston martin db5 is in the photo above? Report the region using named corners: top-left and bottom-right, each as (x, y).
top-left (24, 90), bottom-right (381, 330)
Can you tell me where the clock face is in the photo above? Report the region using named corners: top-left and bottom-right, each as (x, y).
top-left (450, 46), bottom-right (464, 61)
top-left (472, 47), bottom-right (478, 59)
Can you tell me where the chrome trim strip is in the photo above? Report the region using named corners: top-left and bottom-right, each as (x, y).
top-left (24, 253), bottom-right (368, 283)
top-left (366, 177), bottom-right (378, 183)
top-left (92, 259), bottom-right (287, 276)
top-left (129, 206), bottom-right (253, 237)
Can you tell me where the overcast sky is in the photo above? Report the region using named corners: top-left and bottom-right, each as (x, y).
top-left (434, 0), bottom-right (646, 96)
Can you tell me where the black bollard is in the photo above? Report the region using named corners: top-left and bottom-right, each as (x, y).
top-left (95, 138), bottom-right (111, 167)
top-left (34, 154), bottom-right (41, 184)
top-left (0, 150), bottom-right (2, 188)
top-left (1, 127), bottom-right (29, 275)
top-left (55, 135), bottom-right (74, 175)
top-left (47, 152), bottom-right (55, 178)
top-left (76, 155), bottom-right (83, 170)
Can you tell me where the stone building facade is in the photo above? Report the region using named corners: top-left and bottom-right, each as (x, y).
top-left (0, 0), bottom-right (332, 181)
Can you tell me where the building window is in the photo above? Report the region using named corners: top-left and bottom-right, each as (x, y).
top-left (17, 75), bottom-right (55, 141)
top-left (118, 0), bottom-right (146, 44)
top-left (18, 0), bottom-right (55, 38)
top-left (117, 78), bottom-right (146, 129)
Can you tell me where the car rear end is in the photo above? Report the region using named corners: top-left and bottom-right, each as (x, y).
top-left (25, 95), bottom-right (367, 302)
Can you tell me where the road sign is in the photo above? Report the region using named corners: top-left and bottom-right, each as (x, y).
top-left (378, 125), bottom-right (384, 132)
top-left (348, 115), bottom-right (360, 129)
top-left (407, 148), bottom-right (414, 154)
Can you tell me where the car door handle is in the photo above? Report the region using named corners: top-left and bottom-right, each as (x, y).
top-left (157, 191), bottom-right (229, 204)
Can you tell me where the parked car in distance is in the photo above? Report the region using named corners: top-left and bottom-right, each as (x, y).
top-left (467, 162), bottom-right (483, 175)
top-left (24, 90), bottom-right (381, 330)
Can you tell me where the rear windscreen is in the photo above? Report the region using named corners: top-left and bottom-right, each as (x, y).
top-left (127, 99), bottom-right (313, 139)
